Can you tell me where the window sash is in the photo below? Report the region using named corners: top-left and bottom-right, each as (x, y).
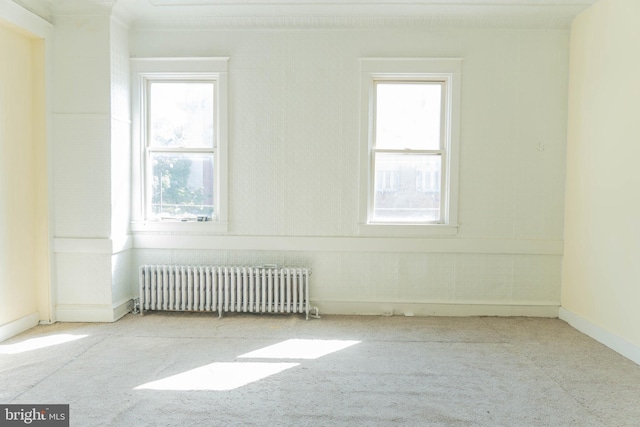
top-left (369, 79), bottom-right (448, 225)
top-left (142, 78), bottom-right (218, 221)
top-left (146, 79), bottom-right (217, 150)
top-left (372, 80), bottom-right (445, 152)
top-left (148, 152), bottom-right (216, 220)
top-left (370, 152), bottom-right (444, 224)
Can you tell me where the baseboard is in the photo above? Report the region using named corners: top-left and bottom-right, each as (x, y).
top-left (314, 301), bottom-right (559, 318)
top-left (113, 299), bottom-right (133, 321)
top-left (56, 301), bottom-right (132, 323)
top-left (559, 307), bottom-right (640, 366)
top-left (0, 312), bottom-right (40, 343)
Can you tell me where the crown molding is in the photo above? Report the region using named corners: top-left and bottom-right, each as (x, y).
top-left (51, 0), bottom-right (116, 17)
top-left (127, 3), bottom-right (594, 30)
top-left (37, 0), bottom-right (597, 29)
top-left (130, 12), bottom-right (580, 30)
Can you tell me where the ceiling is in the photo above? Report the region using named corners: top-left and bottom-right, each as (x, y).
top-left (16, 0), bottom-right (599, 29)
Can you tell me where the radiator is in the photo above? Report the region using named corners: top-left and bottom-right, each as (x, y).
top-left (138, 265), bottom-right (314, 319)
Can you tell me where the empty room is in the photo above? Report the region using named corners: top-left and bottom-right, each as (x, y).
top-left (1, 0), bottom-right (639, 425)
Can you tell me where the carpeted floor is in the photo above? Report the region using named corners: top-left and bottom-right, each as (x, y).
top-left (1, 313), bottom-right (639, 426)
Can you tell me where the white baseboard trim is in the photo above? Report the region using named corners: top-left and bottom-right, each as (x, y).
top-left (56, 301), bottom-right (133, 323)
top-left (559, 307), bottom-right (640, 366)
top-left (56, 305), bottom-right (115, 322)
top-left (113, 299), bottom-right (133, 321)
top-left (314, 301), bottom-right (559, 318)
top-left (0, 312), bottom-right (40, 343)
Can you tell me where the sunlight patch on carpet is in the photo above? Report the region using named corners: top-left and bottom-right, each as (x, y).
top-left (135, 362), bottom-right (299, 391)
top-left (238, 339), bottom-right (360, 360)
top-left (0, 334), bottom-right (88, 355)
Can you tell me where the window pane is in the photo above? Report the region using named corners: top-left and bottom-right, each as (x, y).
top-left (150, 153), bottom-right (215, 219)
top-left (375, 83), bottom-right (441, 150)
top-left (149, 82), bottom-right (214, 148)
top-left (373, 153), bottom-right (441, 222)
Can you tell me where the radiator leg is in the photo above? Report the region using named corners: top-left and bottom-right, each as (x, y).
top-left (308, 306), bottom-right (320, 320)
top-left (132, 298), bottom-right (141, 315)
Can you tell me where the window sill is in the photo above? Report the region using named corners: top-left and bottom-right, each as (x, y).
top-left (131, 221), bottom-right (228, 234)
top-left (357, 223), bottom-right (459, 237)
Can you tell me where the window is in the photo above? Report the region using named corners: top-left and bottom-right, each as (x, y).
top-left (131, 58), bottom-right (228, 232)
top-left (358, 58), bottom-right (461, 236)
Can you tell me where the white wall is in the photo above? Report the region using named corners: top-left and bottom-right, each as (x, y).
top-left (111, 17), bottom-right (131, 239)
top-left (0, 18), bottom-right (49, 337)
top-left (52, 10), bottom-right (113, 321)
top-left (0, 3), bottom-right (574, 325)
top-left (130, 26), bottom-right (569, 315)
top-left (562, 0), bottom-right (640, 363)
top-left (52, 6), bottom-right (132, 322)
top-left (110, 16), bottom-right (133, 313)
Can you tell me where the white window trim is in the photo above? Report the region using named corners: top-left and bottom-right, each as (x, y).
top-left (130, 57), bottom-right (229, 233)
top-left (358, 58), bottom-right (462, 237)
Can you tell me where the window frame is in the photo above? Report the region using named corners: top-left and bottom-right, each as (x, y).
top-left (358, 58), bottom-right (462, 237)
top-left (131, 58), bottom-right (229, 233)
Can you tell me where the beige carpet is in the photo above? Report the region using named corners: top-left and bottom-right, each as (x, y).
top-left (1, 313), bottom-right (639, 426)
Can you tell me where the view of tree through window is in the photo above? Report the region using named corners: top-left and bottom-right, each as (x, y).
top-left (147, 82), bottom-right (215, 219)
top-left (151, 153), bottom-right (214, 218)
